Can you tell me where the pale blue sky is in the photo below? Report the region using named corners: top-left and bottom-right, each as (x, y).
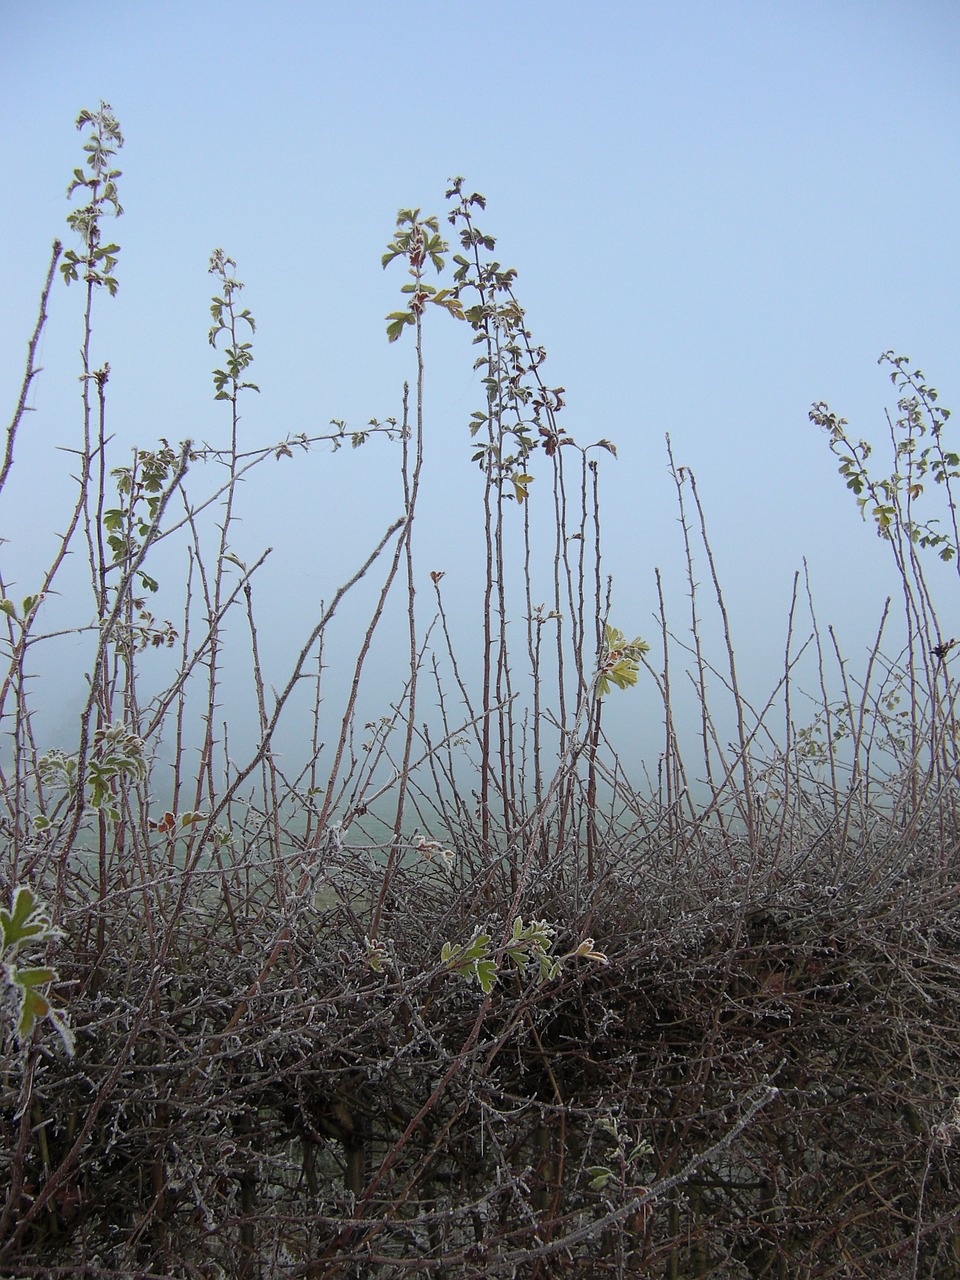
top-left (2, 1), bottom-right (959, 772)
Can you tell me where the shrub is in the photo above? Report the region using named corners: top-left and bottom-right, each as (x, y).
top-left (1, 103), bottom-right (959, 1279)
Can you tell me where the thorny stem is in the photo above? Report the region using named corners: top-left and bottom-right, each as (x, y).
top-left (0, 241), bottom-right (62, 495)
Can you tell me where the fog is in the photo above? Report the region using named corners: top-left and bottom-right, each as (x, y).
top-left (2, 0), bottom-right (959, 819)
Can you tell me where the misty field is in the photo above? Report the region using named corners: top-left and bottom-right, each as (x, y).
top-left (3, 104), bottom-right (960, 1279)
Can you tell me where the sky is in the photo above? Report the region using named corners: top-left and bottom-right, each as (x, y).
top-left (1, 0), bottom-right (959, 789)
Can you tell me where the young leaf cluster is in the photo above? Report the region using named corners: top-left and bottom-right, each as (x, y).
top-left (60, 103), bottom-right (123, 296)
top-left (585, 1115), bottom-right (653, 1194)
top-left (0, 595), bottom-right (42, 627)
top-left (441, 916), bottom-right (608, 993)
top-left (810, 352), bottom-right (960, 561)
top-left (209, 249), bottom-right (259, 399)
top-left (596, 624), bottom-right (650, 697)
top-left (86, 723), bottom-right (147, 822)
top-left (0, 886), bottom-right (74, 1057)
top-left (382, 208), bottom-right (464, 342)
top-left (148, 808), bottom-right (206, 836)
top-left (106, 439), bottom-right (180, 593)
top-left (445, 177), bottom-right (572, 502)
top-left (441, 930), bottom-right (499, 993)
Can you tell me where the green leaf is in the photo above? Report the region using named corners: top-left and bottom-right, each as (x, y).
top-left (511, 473), bottom-right (534, 503)
top-left (13, 966), bottom-right (56, 989)
top-left (18, 987), bottom-right (50, 1037)
top-left (431, 290), bottom-right (465, 321)
top-left (1, 886), bottom-right (49, 951)
top-left (441, 932), bottom-right (499, 990)
top-left (461, 933), bottom-right (490, 963)
top-left (475, 959), bottom-right (498, 993)
top-left (587, 1165), bottom-right (614, 1191)
top-left (386, 311), bottom-right (415, 343)
top-left (597, 625), bottom-right (650, 697)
